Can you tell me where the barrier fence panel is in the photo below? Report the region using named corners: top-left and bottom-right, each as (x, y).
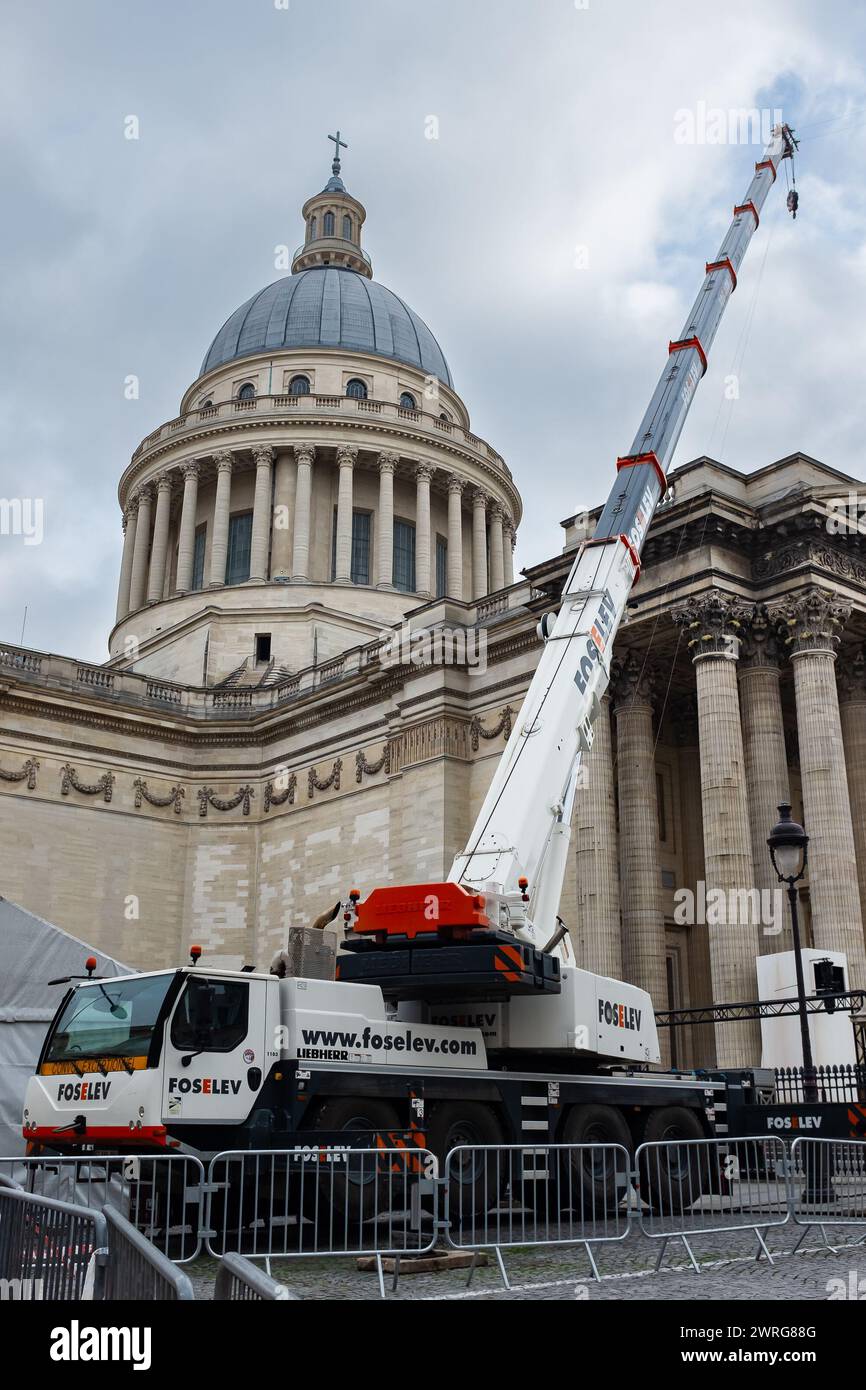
top-left (634, 1135), bottom-right (791, 1271)
top-left (789, 1137), bottom-right (866, 1252)
top-left (103, 1206), bottom-right (194, 1300)
top-left (0, 1187), bottom-right (107, 1300)
top-left (443, 1143), bottom-right (632, 1289)
top-left (0, 1154), bottom-right (204, 1263)
top-left (205, 1146), bottom-right (438, 1295)
top-left (214, 1251), bottom-right (299, 1301)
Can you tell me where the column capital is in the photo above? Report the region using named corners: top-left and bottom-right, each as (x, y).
top-left (837, 645), bottom-right (866, 701)
top-left (252, 444), bottom-right (275, 467)
top-left (213, 450), bottom-right (234, 473)
top-left (611, 649), bottom-right (658, 710)
top-left (377, 450), bottom-right (399, 474)
top-left (180, 459), bottom-right (201, 482)
top-left (122, 499), bottom-right (137, 524)
top-left (490, 501), bottom-right (505, 522)
top-left (769, 586), bottom-right (851, 657)
top-left (135, 483), bottom-right (153, 504)
top-left (738, 603), bottom-right (786, 670)
top-left (154, 472), bottom-right (173, 495)
top-left (672, 589), bottom-right (749, 660)
top-left (415, 460), bottom-right (434, 482)
top-left (471, 487), bottom-right (489, 509)
top-left (447, 474), bottom-right (465, 496)
top-left (336, 443), bottom-right (358, 469)
top-left (293, 442), bottom-right (316, 467)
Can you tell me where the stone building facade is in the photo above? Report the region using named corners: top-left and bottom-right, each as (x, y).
top-left (2, 151), bottom-right (866, 1069)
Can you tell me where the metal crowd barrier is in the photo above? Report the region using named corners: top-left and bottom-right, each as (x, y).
top-left (789, 1137), bottom-right (866, 1252)
top-left (103, 1206), bottom-right (194, 1300)
top-left (443, 1142), bottom-right (632, 1288)
top-left (0, 1186), bottom-right (107, 1300)
top-left (204, 1146), bottom-right (439, 1297)
top-left (0, 1153), bottom-right (205, 1263)
top-left (214, 1251), bottom-right (298, 1301)
top-left (634, 1135), bottom-right (791, 1270)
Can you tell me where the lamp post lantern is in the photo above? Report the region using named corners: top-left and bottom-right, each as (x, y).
top-left (767, 802), bottom-right (817, 1104)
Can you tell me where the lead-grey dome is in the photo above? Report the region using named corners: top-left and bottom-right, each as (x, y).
top-left (201, 267), bottom-right (453, 387)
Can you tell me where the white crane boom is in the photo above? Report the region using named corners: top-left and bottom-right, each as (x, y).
top-left (449, 124), bottom-right (798, 946)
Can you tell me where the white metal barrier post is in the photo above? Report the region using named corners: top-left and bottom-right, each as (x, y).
top-left (634, 1135), bottom-right (791, 1272)
top-left (789, 1136), bottom-right (866, 1254)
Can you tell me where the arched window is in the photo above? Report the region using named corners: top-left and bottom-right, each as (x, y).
top-left (237, 382), bottom-right (256, 401)
top-left (399, 392), bottom-right (416, 410)
top-left (345, 378), bottom-right (368, 400)
top-left (289, 375), bottom-right (311, 396)
top-left (199, 398), bottom-right (213, 410)
top-left (439, 410), bottom-right (451, 422)
top-left (324, 211), bottom-right (335, 236)
top-left (309, 216), bottom-right (317, 241)
top-left (342, 214), bottom-right (353, 240)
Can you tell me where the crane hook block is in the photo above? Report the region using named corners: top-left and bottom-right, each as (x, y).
top-left (787, 189), bottom-right (799, 219)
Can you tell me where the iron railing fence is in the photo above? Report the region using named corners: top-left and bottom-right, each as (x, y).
top-left (634, 1135), bottom-right (791, 1268)
top-left (0, 1153), bottom-right (205, 1263)
top-left (103, 1206), bottom-right (194, 1300)
top-left (204, 1147), bottom-right (439, 1263)
top-left (214, 1251), bottom-right (298, 1300)
top-left (773, 1064), bottom-right (866, 1104)
top-left (0, 1186), bottom-right (107, 1300)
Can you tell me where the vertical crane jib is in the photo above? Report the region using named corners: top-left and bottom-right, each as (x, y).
top-left (450, 124), bottom-right (797, 913)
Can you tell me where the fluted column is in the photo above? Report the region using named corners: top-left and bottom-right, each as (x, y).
top-left (573, 694), bottom-right (621, 979)
top-left (291, 444), bottom-right (315, 580)
top-left (116, 503), bottom-right (137, 622)
top-left (446, 477), bottom-right (464, 600)
top-left (503, 521), bottom-right (515, 587)
top-left (249, 445), bottom-right (274, 581)
top-left (333, 445), bottom-right (357, 584)
top-left (771, 589), bottom-right (866, 986)
top-left (146, 475), bottom-right (172, 603)
top-left (838, 647), bottom-right (866, 961)
top-left (488, 504), bottom-right (505, 592)
top-left (208, 451), bottom-right (233, 587)
top-left (612, 652), bottom-right (669, 1063)
top-left (673, 696), bottom-right (715, 1067)
top-left (175, 461), bottom-right (200, 593)
top-left (415, 463), bottom-right (433, 597)
top-left (674, 591), bottom-right (760, 1066)
top-left (270, 449), bottom-right (296, 578)
top-left (471, 489), bottom-right (488, 600)
top-left (376, 452), bottom-right (397, 588)
top-left (738, 606), bottom-right (791, 953)
top-left (128, 487), bottom-right (152, 613)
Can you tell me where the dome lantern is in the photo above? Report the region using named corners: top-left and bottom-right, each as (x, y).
top-left (292, 131), bottom-right (372, 279)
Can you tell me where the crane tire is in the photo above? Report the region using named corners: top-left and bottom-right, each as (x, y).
top-left (638, 1106), bottom-right (706, 1215)
top-left (559, 1104), bottom-right (633, 1216)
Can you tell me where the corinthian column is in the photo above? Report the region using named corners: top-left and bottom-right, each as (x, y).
top-left (447, 477), bottom-right (464, 600)
top-left (573, 694), bottom-right (621, 979)
top-left (146, 474), bottom-right (172, 602)
top-left (128, 487), bottom-right (152, 613)
top-left (270, 449), bottom-right (296, 578)
top-left (376, 451), bottom-right (397, 588)
top-left (116, 503), bottom-right (137, 621)
top-left (248, 445), bottom-right (274, 581)
top-left (612, 651), bottom-right (669, 1062)
top-left (674, 590), bottom-right (761, 1066)
top-left (489, 504), bottom-right (505, 592)
top-left (334, 444), bottom-right (357, 583)
top-left (175, 461), bottom-right (200, 593)
top-left (415, 462), bottom-right (433, 597)
top-left (838, 647), bottom-right (866, 962)
top-left (503, 520), bottom-right (515, 587)
top-left (208, 451), bottom-right (233, 587)
top-left (291, 443), bottom-right (315, 580)
top-left (738, 605), bottom-right (791, 954)
top-left (770, 589), bottom-right (866, 987)
top-left (471, 489), bottom-right (488, 600)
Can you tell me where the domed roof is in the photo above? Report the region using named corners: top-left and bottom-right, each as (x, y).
top-left (200, 267), bottom-right (453, 387)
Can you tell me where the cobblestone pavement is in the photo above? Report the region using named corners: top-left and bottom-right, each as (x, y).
top-left (187, 1224), bottom-right (866, 1301)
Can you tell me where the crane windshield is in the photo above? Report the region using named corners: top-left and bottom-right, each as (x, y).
top-left (45, 974), bottom-right (175, 1063)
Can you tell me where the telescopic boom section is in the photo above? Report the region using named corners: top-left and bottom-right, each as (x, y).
top-left (446, 124), bottom-right (797, 935)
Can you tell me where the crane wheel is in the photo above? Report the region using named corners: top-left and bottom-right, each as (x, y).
top-left (306, 1096), bottom-right (403, 1226)
top-left (559, 1104), bottom-right (632, 1216)
top-left (427, 1101), bottom-right (504, 1217)
top-left (637, 1106), bottom-right (706, 1215)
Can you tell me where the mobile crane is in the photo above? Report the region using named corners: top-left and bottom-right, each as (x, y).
top-left (24, 125), bottom-right (800, 1216)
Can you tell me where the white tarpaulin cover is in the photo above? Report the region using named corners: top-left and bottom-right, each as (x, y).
top-left (0, 896), bottom-right (131, 1155)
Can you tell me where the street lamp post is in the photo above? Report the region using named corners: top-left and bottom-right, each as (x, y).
top-left (767, 803), bottom-right (818, 1104)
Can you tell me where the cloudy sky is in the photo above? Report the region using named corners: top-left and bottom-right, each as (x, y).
top-left (2, 0), bottom-right (865, 662)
